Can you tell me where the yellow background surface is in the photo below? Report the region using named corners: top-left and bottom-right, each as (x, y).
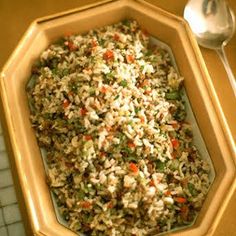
top-left (0, 0), bottom-right (235, 235)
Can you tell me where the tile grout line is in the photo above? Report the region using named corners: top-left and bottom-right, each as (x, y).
top-left (0, 130), bottom-right (22, 236)
top-left (6, 220), bottom-right (23, 227)
top-left (0, 185), bottom-right (14, 191)
top-left (0, 204), bottom-right (9, 236)
top-left (0, 167), bottom-right (11, 172)
top-left (1, 202), bottom-right (19, 209)
top-left (0, 124), bottom-right (25, 235)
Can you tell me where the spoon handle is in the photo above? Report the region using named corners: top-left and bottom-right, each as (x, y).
top-left (216, 47), bottom-right (236, 97)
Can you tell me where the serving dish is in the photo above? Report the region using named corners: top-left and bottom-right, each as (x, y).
top-left (0, 0), bottom-right (235, 235)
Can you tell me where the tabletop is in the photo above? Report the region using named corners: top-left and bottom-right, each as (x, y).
top-left (0, 0), bottom-right (235, 236)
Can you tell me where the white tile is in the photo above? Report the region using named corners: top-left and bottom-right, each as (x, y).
top-left (0, 152), bottom-right (9, 170)
top-left (0, 170), bottom-right (13, 188)
top-left (0, 226), bottom-right (8, 236)
top-left (0, 136), bottom-right (6, 152)
top-left (8, 222), bottom-right (26, 236)
top-left (3, 204), bottom-right (21, 224)
top-left (0, 208), bottom-right (4, 227)
top-left (0, 186), bottom-right (17, 206)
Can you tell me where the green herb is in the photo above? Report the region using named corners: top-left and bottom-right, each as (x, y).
top-left (74, 222), bottom-right (82, 231)
top-left (62, 68), bottom-right (70, 76)
top-left (103, 78), bottom-right (109, 85)
top-left (122, 19), bottom-right (130, 26)
top-left (82, 213), bottom-right (93, 223)
top-left (89, 56), bottom-right (95, 63)
top-left (43, 113), bottom-right (53, 119)
top-left (155, 160), bottom-right (165, 172)
top-left (84, 185), bottom-right (93, 194)
top-left (185, 128), bottom-right (193, 138)
top-left (107, 72), bottom-right (114, 79)
top-left (52, 68), bottom-right (59, 75)
top-left (98, 38), bottom-right (105, 46)
top-left (120, 80), bottom-right (128, 87)
top-left (86, 214), bottom-right (93, 223)
top-left (31, 59), bottom-right (44, 74)
top-left (151, 57), bottom-right (158, 63)
top-left (77, 190), bottom-right (85, 200)
top-left (62, 211), bottom-right (70, 221)
top-left (114, 95), bottom-right (120, 100)
top-left (135, 107), bottom-right (141, 114)
top-left (74, 123), bottom-right (86, 133)
top-left (165, 91), bottom-right (180, 100)
top-left (174, 107), bottom-right (186, 121)
top-left (188, 183), bottom-right (198, 197)
top-left (145, 50), bottom-right (152, 57)
top-left (26, 74), bottom-right (38, 92)
top-left (54, 37), bottom-right (66, 46)
top-left (126, 156), bottom-right (137, 163)
top-left (51, 58), bottom-right (58, 69)
top-left (96, 185), bottom-right (104, 191)
top-left (170, 159), bottom-right (179, 170)
top-left (122, 147), bottom-right (132, 154)
top-left (89, 88), bottom-right (96, 96)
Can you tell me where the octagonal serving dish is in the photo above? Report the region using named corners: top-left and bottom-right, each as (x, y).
top-left (0, 0), bottom-right (235, 235)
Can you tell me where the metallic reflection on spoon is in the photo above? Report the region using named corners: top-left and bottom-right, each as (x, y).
top-left (184, 0), bottom-right (236, 96)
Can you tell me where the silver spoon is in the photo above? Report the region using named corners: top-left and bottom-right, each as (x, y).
top-left (184, 0), bottom-right (236, 96)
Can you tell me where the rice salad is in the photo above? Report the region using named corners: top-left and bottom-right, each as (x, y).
top-left (26, 20), bottom-right (211, 236)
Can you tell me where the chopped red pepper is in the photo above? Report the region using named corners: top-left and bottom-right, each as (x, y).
top-left (144, 89), bottom-right (152, 95)
top-left (127, 141), bottom-right (136, 148)
top-left (129, 162), bottom-right (139, 173)
top-left (171, 138), bottom-right (179, 149)
top-left (62, 99), bottom-right (70, 109)
top-left (181, 178), bottom-right (189, 188)
top-left (65, 162), bottom-right (73, 167)
top-left (68, 91), bottom-right (74, 97)
top-left (126, 54), bottom-right (135, 63)
top-left (105, 126), bottom-right (112, 132)
top-left (180, 205), bottom-right (189, 220)
top-left (180, 205), bottom-right (189, 213)
top-left (138, 79), bottom-right (149, 88)
top-left (101, 140), bottom-right (106, 147)
top-left (171, 122), bottom-right (179, 129)
top-left (140, 116), bottom-right (145, 123)
top-left (171, 151), bottom-right (178, 159)
top-left (142, 29), bottom-right (149, 37)
top-left (81, 201), bottom-right (92, 208)
top-left (84, 135), bottom-right (92, 141)
top-left (91, 39), bottom-right (98, 48)
top-left (113, 33), bottom-right (120, 41)
top-left (107, 202), bottom-right (113, 209)
top-left (80, 108), bottom-right (88, 116)
top-left (174, 197), bottom-right (187, 204)
top-left (67, 41), bottom-right (77, 51)
top-left (100, 151), bottom-right (107, 157)
top-left (149, 179), bottom-right (155, 186)
top-left (164, 190), bottom-right (172, 196)
top-left (100, 86), bottom-right (107, 94)
top-left (103, 50), bottom-right (114, 61)
top-left (107, 135), bottom-right (113, 141)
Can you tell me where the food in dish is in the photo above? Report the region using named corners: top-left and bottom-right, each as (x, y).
top-left (26, 20), bottom-right (211, 236)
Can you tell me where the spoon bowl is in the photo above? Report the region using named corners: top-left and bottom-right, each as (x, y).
top-left (184, 0), bottom-right (236, 96)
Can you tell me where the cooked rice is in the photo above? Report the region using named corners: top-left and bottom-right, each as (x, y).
top-left (26, 20), bottom-right (211, 236)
